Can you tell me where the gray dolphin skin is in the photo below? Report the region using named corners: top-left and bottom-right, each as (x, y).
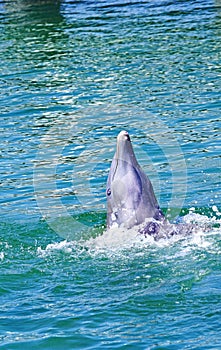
top-left (106, 130), bottom-right (165, 237)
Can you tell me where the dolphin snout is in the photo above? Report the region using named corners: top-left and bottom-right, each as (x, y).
top-left (117, 130), bottom-right (131, 142)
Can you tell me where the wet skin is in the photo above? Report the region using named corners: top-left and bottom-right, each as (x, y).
top-left (106, 131), bottom-right (165, 236)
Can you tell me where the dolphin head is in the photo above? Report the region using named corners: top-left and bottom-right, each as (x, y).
top-left (106, 130), bottom-right (164, 229)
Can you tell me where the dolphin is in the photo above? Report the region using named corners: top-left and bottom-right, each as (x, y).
top-left (106, 130), bottom-right (165, 237)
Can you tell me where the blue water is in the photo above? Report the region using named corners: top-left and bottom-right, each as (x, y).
top-left (0, 0), bottom-right (221, 348)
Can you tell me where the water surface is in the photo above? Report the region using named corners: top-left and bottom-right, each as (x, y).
top-left (0, 0), bottom-right (221, 348)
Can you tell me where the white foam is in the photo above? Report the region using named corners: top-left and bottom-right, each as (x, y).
top-left (37, 240), bottom-right (73, 257)
top-left (212, 205), bottom-right (221, 216)
top-left (36, 212), bottom-right (221, 259)
top-left (85, 226), bottom-right (154, 252)
top-left (183, 212), bottom-right (218, 225)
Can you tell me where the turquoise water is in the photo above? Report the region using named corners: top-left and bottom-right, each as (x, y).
top-left (0, 0), bottom-right (221, 348)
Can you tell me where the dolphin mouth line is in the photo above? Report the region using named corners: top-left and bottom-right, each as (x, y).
top-left (112, 159), bottom-right (118, 182)
top-left (112, 131), bottom-right (131, 181)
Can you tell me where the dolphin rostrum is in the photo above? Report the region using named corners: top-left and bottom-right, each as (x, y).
top-left (106, 130), bottom-right (166, 237)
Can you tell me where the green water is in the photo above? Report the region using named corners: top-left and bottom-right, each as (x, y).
top-left (0, 0), bottom-right (221, 348)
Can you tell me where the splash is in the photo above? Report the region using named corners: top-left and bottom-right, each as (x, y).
top-left (37, 240), bottom-right (73, 257)
top-left (36, 211), bottom-right (221, 259)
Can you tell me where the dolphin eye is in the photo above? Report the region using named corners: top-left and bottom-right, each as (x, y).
top-left (107, 188), bottom-right (111, 196)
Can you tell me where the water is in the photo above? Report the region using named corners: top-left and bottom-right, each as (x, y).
top-left (0, 0), bottom-right (221, 348)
